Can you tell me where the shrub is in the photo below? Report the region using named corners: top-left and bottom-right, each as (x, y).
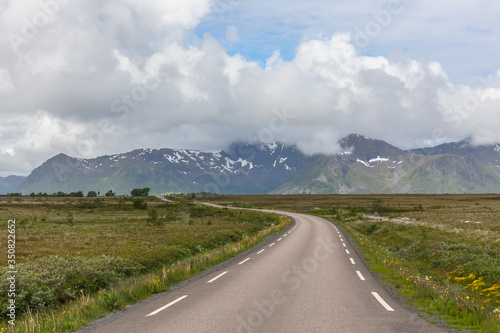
top-left (67, 212), bottom-right (74, 226)
top-left (189, 205), bottom-right (208, 218)
top-left (131, 188), bottom-right (150, 196)
top-left (147, 208), bottom-right (163, 226)
top-left (0, 256), bottom-right (143, 316)
top-left (133, 198), bottom-right (148, 210)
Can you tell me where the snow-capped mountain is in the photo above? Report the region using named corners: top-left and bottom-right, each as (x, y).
top-left (15, 135), bottom-right (500, 195)
top-left (17, 142), bottom-right (319, 195)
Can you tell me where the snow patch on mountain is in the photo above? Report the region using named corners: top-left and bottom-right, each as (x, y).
top-left (369, 156), bottom-right (389, 163)
top-left (267, 142), bottom-right (278, 154)
top-left (224, 157), bottom-right (255, 171)
top-left (356, 158), bottom-right (372, 167)
top-left (164, 153), bottom-right (182, 164)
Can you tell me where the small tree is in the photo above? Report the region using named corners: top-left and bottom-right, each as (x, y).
top-left (105, 190), bottom-right (115, 197)
top-left (147, 208), bottom-right (163, 226)
top-left (87, 191), bottom-right (97, 197)
top-left (67, 212), bottom-right (74, 226)
top-left (133, 198), bottom-right (147, 210)
top-left (19, 217), bottom-right (34, 235)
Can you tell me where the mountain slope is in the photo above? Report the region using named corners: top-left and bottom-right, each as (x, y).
top-left (0, 175), bottom-right (27, 194)
top-left (275, 135), bottom-right (500, 194)
top-left (17, 143), bottom-right (319, 195)
top-left (15, 135), bottom-right (500, 195)
top-left (398, 154), bottom-right (500, 193)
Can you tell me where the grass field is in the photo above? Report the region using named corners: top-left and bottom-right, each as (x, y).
top-left (2, 193), bottom-right (500, 332)
top-left (201, 193), bottom-right (500, 332)
top-left (0, 195), bottom-right (288, 332)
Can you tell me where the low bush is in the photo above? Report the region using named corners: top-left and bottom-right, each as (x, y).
top-left (0, 256), bottom-right (143, 316)
top-left (133, 198), bottom-right (147, 210)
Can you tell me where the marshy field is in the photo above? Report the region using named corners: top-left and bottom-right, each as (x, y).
top-left (1, 193), bottom-right (499, 332)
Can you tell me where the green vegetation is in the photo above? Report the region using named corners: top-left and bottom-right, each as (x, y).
top-left (0, 196), bottom-right (288, 332)
top-left (104, 190), bottom-right (115, 197)
top-left (86, 191), bottom-right (97, 197)
top-left (132, 198), bottom-right (148, 210)
top-left (25, 191), bottom-right (85, 198)
top-left (130, 188), bottom-right (150, 196)
top-left (4, 193), bottom-right (500, 332)
top-left (337, 222), bottom-right (500, 332)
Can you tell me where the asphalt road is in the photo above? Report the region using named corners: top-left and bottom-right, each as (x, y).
top-left (87, 210), bottom-right (448, 333)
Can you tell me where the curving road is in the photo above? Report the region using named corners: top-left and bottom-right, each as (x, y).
top-left (88, 209), bottom-right (447, 333)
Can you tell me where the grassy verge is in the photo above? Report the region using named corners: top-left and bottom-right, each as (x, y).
top-left (0, 197), bottom-right (290, 332)
top-left (313, 205), bottom-right (500, 333)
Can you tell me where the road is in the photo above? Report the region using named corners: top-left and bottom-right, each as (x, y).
top-left (87, 209), bottom-right (448, 333)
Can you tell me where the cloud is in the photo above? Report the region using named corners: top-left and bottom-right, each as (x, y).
top-left (225, 25), bottom-right (238, 43)
top-left (0, 0), bottom-right (500, 177)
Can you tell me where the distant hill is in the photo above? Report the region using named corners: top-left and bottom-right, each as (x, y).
top-left (0, 175), bottom-right (27, 194)
top-left (15, 134), bottom-right (500, 195)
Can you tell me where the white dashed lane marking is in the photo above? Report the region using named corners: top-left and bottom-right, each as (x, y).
top-left (372, 292), bottom-right (395, 311)
top-left (207, 271), bottom-right (228, 283)
top-left (238, 258), bottom-right (250, 265)
top-left (146, 295), bottom-right (188, 317)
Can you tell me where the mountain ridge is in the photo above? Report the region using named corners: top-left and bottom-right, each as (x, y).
top-left (0, 175), bottom-right (27, 195)
top-left (17, 142), bottom-right (319, 195)
top-left (275, 134), bottom-right (500, 194)
top-left (13, 134), bottom-right (500, 195)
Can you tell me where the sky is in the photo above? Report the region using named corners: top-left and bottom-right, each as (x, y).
top-left (1, 0), bottom-right (500, 176)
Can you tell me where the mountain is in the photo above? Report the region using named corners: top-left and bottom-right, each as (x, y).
top-left (275, 134), bottom-right (500, 194)
top-left (0, 175), bottom-right (27, 194)
top-left (409, 138), bottom-right (500, 166)
top-left (14, 135), bottom-right (500, 195)
top-left (17, 142), bottom-right (319, 195)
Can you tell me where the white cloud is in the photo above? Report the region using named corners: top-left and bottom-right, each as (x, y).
top-left (0, 69), bottom-right (15, 95)
top-left (0, 0), bottom-right (500, 177)
top-left (225, 25), bottom-right (239, 43)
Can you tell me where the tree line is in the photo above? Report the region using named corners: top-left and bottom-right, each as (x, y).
top-left (6, 188), bottom-right (151, 197)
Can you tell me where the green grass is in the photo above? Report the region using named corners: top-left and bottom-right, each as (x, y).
top-left (3, 219), bottom-right (290, 332)
top-left (4, 194), bottom-right (500, 332)
top-left (320, 204), bottom-right (500, 332)
top-left (0, 196), bottom-right (289, 332)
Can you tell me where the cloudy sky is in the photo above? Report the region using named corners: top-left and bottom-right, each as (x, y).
top-left (1, 0), bottom-right (500, 176)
